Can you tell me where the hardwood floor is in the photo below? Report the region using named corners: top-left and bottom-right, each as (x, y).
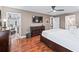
top-left (10, 35), bottom-right (53, 52)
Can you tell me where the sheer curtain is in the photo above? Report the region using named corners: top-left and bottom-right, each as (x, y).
top-left (65, 15), bottom-right (77, 30)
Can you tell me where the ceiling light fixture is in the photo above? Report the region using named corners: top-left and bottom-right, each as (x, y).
top-left (53, 10), bottom-right (56, 12)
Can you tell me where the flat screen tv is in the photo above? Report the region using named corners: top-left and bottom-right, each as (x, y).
top-left (32, 16), bottom-right (43, 23)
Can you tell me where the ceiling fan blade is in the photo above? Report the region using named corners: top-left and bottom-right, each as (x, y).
top-left (56, 9), bottom-right (64, 11)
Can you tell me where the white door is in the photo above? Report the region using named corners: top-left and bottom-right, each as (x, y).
top-left (53, 17), bottom-right (60, 29)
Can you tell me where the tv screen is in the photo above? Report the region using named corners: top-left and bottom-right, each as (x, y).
top-left (32, 16), bottom-right (43, 23)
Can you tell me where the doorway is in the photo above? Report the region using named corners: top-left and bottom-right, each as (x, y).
top-left (6, 12), bottom-right (21, 36)
top-left (50, 17), bottom-right (60, 29)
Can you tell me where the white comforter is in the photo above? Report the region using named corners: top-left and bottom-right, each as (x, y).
top-left (42, 29), bottom-right (79, 52)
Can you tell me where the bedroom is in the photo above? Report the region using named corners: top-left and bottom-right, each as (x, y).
top-left (0, 6), bottom-right (79, 52)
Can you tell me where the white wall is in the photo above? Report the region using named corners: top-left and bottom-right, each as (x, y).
top-left (0, 6), bottom-right (51, 36)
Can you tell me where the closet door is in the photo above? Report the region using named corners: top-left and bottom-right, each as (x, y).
top-left (53, 17), bottom-right (60, 29)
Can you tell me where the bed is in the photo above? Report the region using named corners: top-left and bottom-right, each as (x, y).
top-left (41, 29), bottom-right (79, 52)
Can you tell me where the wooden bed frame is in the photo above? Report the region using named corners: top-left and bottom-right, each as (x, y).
top-left (40, 35), bottom-right (72, 52)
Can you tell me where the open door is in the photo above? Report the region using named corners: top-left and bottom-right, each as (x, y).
top-left (53, 17), bottom-right (60, 29)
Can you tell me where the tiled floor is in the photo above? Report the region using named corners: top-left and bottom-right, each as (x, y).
top-left (10, 35), bottom-right (53, 52)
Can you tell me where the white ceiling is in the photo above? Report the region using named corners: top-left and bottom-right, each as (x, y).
top-left (8, 6), bottom-right (79, 16)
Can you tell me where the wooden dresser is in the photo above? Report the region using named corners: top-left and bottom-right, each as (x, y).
top-left (30, 26), bottom-right (45, 37)
top-left (0, 30), bottom-right (10, 52)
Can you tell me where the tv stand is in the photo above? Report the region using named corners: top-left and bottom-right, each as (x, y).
top-left (30, 26), bottom-right (45, 37)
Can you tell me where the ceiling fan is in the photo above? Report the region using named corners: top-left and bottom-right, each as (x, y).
top-left (48, 6), bottom-right (64, 13)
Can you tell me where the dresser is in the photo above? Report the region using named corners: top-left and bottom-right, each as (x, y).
top-left (30, 26), bottom-right (45, 37)
top-left (0, 30), bottom-right (10, 52)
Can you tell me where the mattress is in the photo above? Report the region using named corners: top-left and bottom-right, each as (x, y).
top-left (42, 29), bottom-right (79, 52)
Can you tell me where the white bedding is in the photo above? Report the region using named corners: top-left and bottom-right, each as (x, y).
top-left (42, 29), bottom-right (79, 52)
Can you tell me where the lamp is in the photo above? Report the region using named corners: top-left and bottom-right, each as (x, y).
top-left (3, 19), bottom-right (7, 27)
top-left (2, 19), bottom-right (7, 30)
